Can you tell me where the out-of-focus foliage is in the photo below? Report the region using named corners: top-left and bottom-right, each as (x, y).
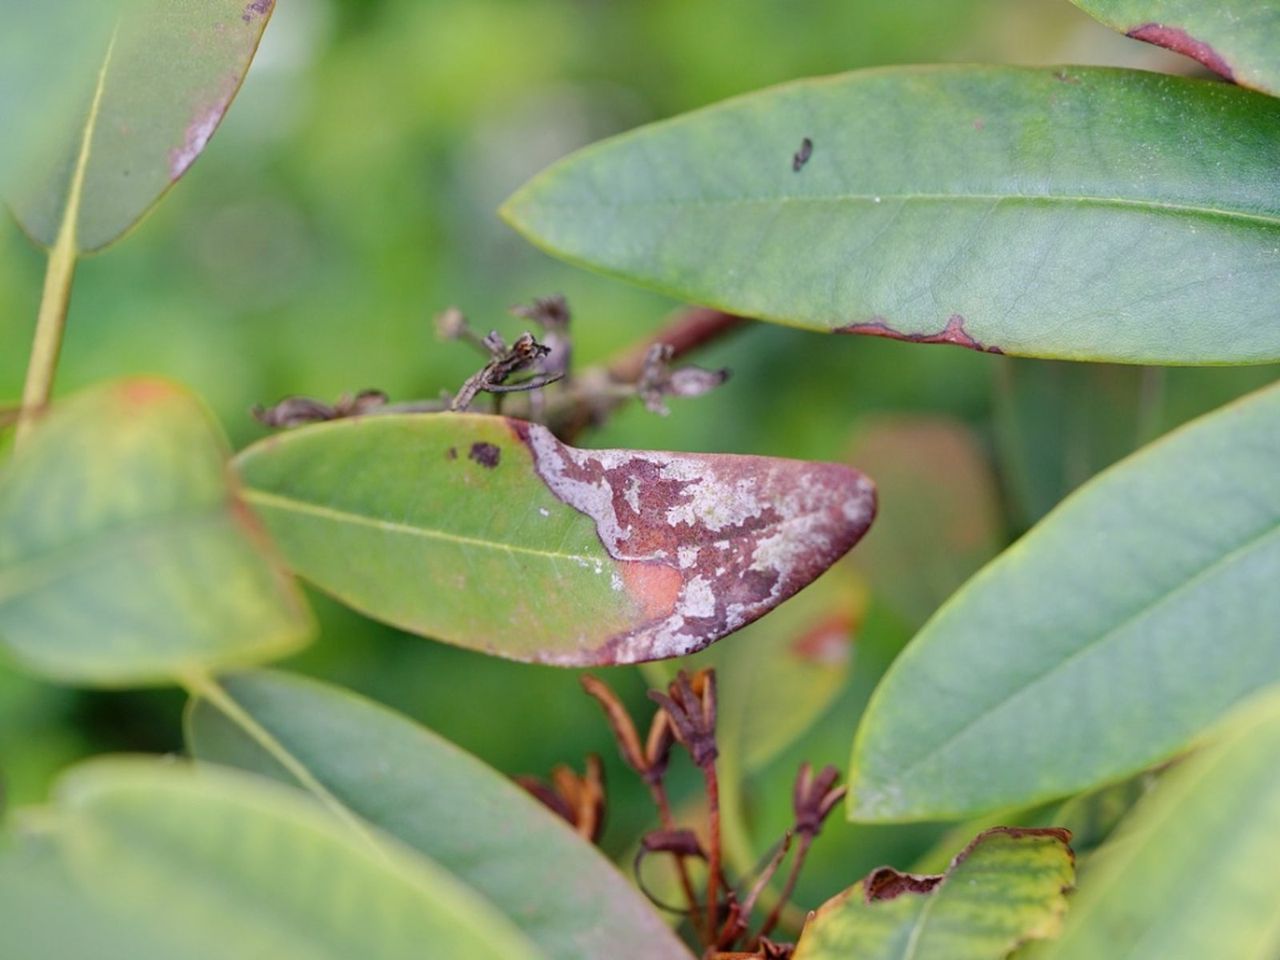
top-left (1, 0), bottom-right (1273, 892)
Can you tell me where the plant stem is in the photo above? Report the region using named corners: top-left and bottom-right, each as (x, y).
top-left (704, 762), bottom-right (723, 945)
top-left (754, 832), bottom-right (813, 944)
top-left (14, 29), bottom-right (117, 447)
top-left (649, 781), bottom-right (702, 933)
top-left (179, 669), bottom-right (389, 861)
top-left (16, 241), bottom-right (78, 446)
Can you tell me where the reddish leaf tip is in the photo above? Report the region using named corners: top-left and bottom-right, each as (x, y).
top-left (511, 420), bottom-right (876, 665)
top-left (1127, 24), bottom-right (1235, 81)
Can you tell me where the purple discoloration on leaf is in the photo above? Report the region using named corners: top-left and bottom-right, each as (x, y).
top-left (469, 442), bottom-right (501, 469)
top-left (169, 99), bottom-right (230, 181)
top-left (837, 315), bottom-right (1003, 354)
top-left (1127, 24), bottom-right (1234, 81)
top-left (242, 0), bottom-right (274, 23)
top-left (511, 421), bottom-right (876, 665)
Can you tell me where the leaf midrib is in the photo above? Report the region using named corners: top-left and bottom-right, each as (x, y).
top-left (874, 516), bottom-right (1280, 801)
top-left (532, 192), bottom-right (1280, 229)
top-left (241, 488), bottom-right (604, 565)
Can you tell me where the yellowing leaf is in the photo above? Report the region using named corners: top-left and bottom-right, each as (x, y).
top-left (0, 379), bottom-right (311, 686)
top-left (794, 827), bottom-right (1076, 960)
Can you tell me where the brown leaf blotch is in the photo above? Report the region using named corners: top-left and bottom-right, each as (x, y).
top-left (509, 420), bottom-right (877, 665)
top-left (863, 867), bottom-right (944, 903)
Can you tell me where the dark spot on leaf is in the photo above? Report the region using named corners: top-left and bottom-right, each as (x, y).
top-left (445, 446), bottom-right (458, 460)
top-left (836, 315), bottom-right (1003, 354)
top-left (1127, 24), bottom-right (1234, 81)
top-left (863, 867), bottom-right (943, 903)
top-left (242, 0), bottom-right (274, 23)
top-left (469, 442), bottom-right (501, 469)
top-left (792, 136), bottom-right (813, 172)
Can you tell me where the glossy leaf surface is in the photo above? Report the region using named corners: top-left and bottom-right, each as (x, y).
top-left (1071, 0), bottom-right (1280, 97)
top-left (848, 382), bottom-right (1280, 821)
top-left (0, 379), bottom-right (311, 685)
top-left (793, 827), bottom-right (1075, 960)
top-left (504, 65), bottom-right (1280, 364)
top-left (1036, 689), bottom-right (1280, 960)
top-left (185, 670), bottom-right (693, 960)
top-left (0, 759), bottom-right (539, 959)
top-left (234, 413), bottom-right (875, 665)
top-left (9, 0), bottom-right (275, 252)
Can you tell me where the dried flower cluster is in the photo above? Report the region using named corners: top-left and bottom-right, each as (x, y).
top-left (252, 296), bottom-right (737, 433)
top-left (521, 668), bottom-right (845, 958)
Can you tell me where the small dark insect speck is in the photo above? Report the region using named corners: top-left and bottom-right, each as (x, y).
top-left (469, 442), bottom-right (501, 469)
top-left (792, 136), bottom-right (813, 172)
top-left (445, 447), bottom-right (458, 460)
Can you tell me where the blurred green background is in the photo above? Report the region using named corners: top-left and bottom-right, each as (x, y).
top-left (2, 0), bottom-right (1276, 911)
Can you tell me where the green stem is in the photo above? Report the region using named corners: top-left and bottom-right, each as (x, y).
top-left (180, 669), bottom-right (390, 861)
top-left (14, 29), bottom-right (116, 448)
top-left (16, 241), bottom-right (78, 446)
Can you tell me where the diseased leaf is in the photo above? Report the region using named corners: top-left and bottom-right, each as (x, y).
top-left (848, 382), bottom-right (1280, 822)
top-left (793, 827), bottom-right (1075, 960)
top-left (184, 670), bottom-right (694, 960)
top-left (1070, 0), bottom-right (1280, 97)
top-left (0, 379), bottom-right (311, 686)
top-left (8, 0), bottom-right (275, 252)
top-left (0, 758), bottom-right (541, 959)
top-left (665, 562), bottom-right (865, 775)
top-left (503, 65), bottom-right (1280, 364)
top-left (233, 413), bottom-right (875, 665)
top-left (1035, 688), bottom-right (1280, 960)
top-left (847, 417), bottom-right (1002, 626)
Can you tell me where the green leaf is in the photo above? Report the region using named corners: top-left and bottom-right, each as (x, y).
top-left (0, 379), bottom-right (311, 686)
top-left (994, 360), bottom-right (1153, 528)
top-left (847, 382), bottom-right (1280, 822)
top-left (793, 827), bottom-right (1075, 960)
top-left (502, 65), bottom-right (1280, 365)
top-left (846, 417), bottom-right (1002, 627)
top-left (233, 413), bottom-right (875, 665)
top-left (8, 0), bottom-right (275, 252)
top-left (1070, 0), bottom-right (1280, 98)
top-left (0, 0), bottom-right (121, 192)
top-left (1034, 687), bottom-right (1280, 960)
top-left (184, 669), bottom-right (694, 960)
top-left (0, 758), bottom-right (541, 959)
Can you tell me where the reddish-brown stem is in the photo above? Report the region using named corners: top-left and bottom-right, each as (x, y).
top-left (549, 307), bottom-right (748, 440)
top-left (649, 781), bottom-right (701, 933)
top-left (753, 832), bottom-right (813, 945)
top-left (704, 762), bottom-right (723, 946)
top-left (607, 307), bottom-right (748, 382)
